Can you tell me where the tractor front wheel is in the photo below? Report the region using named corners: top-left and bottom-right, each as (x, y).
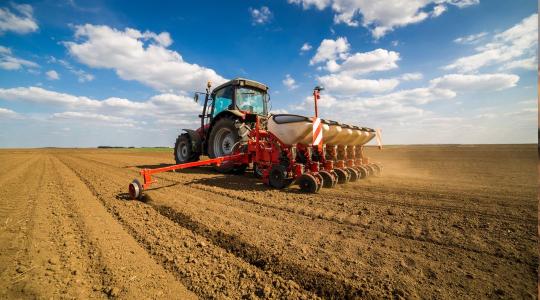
top-left (174, 133), bottom-right (199, 164)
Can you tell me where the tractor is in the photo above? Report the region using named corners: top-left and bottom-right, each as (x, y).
top-left (174, 78), bottom-right (268, 173)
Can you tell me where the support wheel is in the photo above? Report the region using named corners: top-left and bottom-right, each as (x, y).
top-left (346, 167), bottom-right (359, 182)
top-left (356, 166), bottom-right (368, 179)
top-left (319, 170), bottom-right (336, 188)
top-left (297, 174), bottom-right (319, 193)
top-left (334, 168), bottom-right (349, 184)
top-left (128, 179), bottom-right (142, 200)
top-left (253, 163), bottom-right (263, 178)
top-left (314, 173), bottom-right (323, 192)
top-left (330, 171), bottom-right (339, 187)
top-left (371, 163), bottom-right (383, 177)
top-left (269, 165), bottom-right (291, 189)
top-left (365, 164), bottom-right (375, 176)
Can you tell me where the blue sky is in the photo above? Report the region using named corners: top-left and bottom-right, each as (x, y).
top-left (0, 0), bottom-right (537, 147)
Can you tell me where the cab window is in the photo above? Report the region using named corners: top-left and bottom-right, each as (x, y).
top-left (236, 87), bottom-right (267, 115)
top-left (213, 86), bottom-right (233, 117)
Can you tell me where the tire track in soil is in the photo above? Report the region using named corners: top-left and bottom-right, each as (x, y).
top-left (153, 204), bottom-right (368, 299)
top-left (51, 155), bottom-right (197, 299)
top-left (65, 153), bottom-right (410, 299)
top-left (0, 155), bottom-right (104, 299)
top-left (0, 154), bottom-right (40, 186)
top-left (22, 156), bottom-right (108, 299)
top-left (64, 153), bottom-right (537, 299)
top-left (81, 152), bottom-right (535, 215)
top-left (58, 154), bottom-right (319, 299)
top-left (183, 182), bottom-right (534, 267)
top-left (0, 155), bottom-right (45, 298)
top-left (71, 153), bottom-right (534, 267)
top-left (77, 152), bottom-right (534, 223)
top-left (318, 189), bottom-right (535, 224)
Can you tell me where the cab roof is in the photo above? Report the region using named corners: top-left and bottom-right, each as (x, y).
top-left (211, 78), bottom-right (269, 94)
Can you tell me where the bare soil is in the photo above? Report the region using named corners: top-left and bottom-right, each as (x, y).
top-left (0, 145), bottom-right (537, 299)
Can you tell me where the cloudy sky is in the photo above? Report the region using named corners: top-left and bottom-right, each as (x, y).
top-left (0, 0), bottom-right (537, 147)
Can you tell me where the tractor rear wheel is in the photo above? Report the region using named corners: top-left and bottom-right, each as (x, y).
top-left (174, 133), bottom-right (200, 164)
top-left (208, 116), bottom-right (249, 173)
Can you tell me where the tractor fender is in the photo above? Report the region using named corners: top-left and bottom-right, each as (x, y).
top-left (182, 129), bottom-right (202, 153)
top-left (227, 109), bottom-right (245, 119)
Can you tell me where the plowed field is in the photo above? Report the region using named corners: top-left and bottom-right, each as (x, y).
top-left (0, 145), bottom-right (537, 299)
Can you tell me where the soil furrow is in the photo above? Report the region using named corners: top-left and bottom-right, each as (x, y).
top-left (59, 153), bottom-right (319, 299)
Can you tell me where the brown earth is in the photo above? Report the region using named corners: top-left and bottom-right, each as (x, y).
top-left (0, 145), bottom-right (537, 299)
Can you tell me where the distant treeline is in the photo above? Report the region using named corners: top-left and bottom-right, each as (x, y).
top-left (97, 146), bottom-right (171, 149)
top-left (97, 146), bottom-right (135, 149)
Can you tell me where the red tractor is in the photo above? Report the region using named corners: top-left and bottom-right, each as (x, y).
top-left (174, 78), bottom-right (268, 174)
top-left (128, 77), bottom-right (382, 200)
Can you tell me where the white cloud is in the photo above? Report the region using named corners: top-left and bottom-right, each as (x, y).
top-left (300, 42), bottom-right (312, 52)
top-left (46, 70), bottom-right (59, 80)
top-left (48, 56), bottom-right (94, 82)
top-left (430, 73), bottom-right (519, 92)
top-left (51, 111), bottom-right (136, 127)
top-left (0, 45), bottom-right (10, 54)
top-left (360, 86), bottom-right (456, 106)
top-left (431, 4), bottom-right (447, 17)
top-left (0, 3), bottom-right (38, 34)
top-left (0, 86), bottom-right (201, 122)
top-left (325, 48), bottom-right (400, 74)
top-left (0, 107), bottom-right (20, 119)
top-left (249, 6), bottom-right (272, 25)
top-left (318, 73), bottom-right (399, 94)
top-left (282, 74), bottom-right (299, 90)
top-left (399, 72), bottom-right (423, 81)
top-left (0, 86), bottom-right (101, 108)
top-left (454, 32), bottom-right (487, 44)
top-left (444, 14), bottom-right (538, 73)
top-left (500, 57), bottom-right (537, 71)
top-left (288, 0), bottom-right (479, 38)
top-left (310, 38), bottom-right (402, 95)
top-left (0, 46), bottom-right (38, 70)
top-left (289, 85), bottom-right (456, 130)
top-left (65, 24), bottom-right (226, 93)
top-left (310, 37), bottom-right (350, 65)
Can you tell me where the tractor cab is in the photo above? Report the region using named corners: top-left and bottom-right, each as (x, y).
top-left (175, 78), bottom-right (270, 169)
top-left (201, 78), bottom-right (269, 119)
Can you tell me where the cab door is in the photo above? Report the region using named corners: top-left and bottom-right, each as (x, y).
top-left (211, 85), bottom-right (234, 117)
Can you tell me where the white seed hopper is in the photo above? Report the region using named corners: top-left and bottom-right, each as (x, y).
top-left (267, 114), bottom-right (375, 146)
top-left (322, 120), bottom-right (343, 146)
top-left (267, 114), bottom-right (313, 145)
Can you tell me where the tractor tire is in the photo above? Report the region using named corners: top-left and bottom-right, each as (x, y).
top-left (174, 133), bottom-right (200, 164)
top-left (208, 116), bottom-right (249, 173)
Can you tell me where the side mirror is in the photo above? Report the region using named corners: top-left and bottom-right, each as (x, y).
top-left (194, 94), bottom-right (199, 103)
